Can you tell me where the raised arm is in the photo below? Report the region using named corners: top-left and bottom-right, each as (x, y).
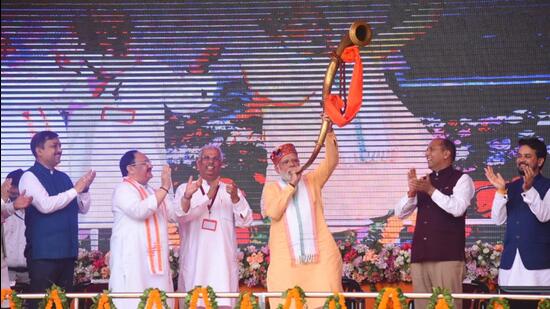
top-left (308, 130), bottom-right (339, 188)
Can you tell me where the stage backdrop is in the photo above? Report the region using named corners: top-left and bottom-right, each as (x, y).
top-left (2, 0), bottom-right (549, 249)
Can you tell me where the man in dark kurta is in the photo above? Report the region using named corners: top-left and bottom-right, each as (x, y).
top-left (394, 138), bottom-right (475, 309)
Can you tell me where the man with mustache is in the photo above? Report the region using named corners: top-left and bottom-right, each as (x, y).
top-left (261, 115), bottom-right (342, 309)
top-left (109, 150), bottom-right (182, 309)
top-left (485, 137), bottom-right (549, 291)
top-left (175, 145), bottom-right (252, 308)
top-left (394, 138), bottom-right (475, 309)
top-left (18, 130), bottom-right (95, 308)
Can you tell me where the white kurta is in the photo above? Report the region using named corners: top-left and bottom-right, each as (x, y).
top-left (175, 181), bottom-right (253, 307)
top-left (3, 208), bottom-right (27, 283)
top-left (491, 187), bottom-right (550, 286)
top-left (2, 199), bottom-right (16, 307)
top-left (109, 180), bottom-right (183, 309)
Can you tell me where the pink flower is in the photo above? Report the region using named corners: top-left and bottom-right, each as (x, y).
top-left (247, 252), bottom-right (264, 265)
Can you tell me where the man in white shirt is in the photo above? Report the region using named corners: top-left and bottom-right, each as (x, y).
top-left (175, 144), bottom-right (253, 308)
top-left (109, 150), bottom-right (183, 309)
top-left (1, 173), bottom-right (32, 308)
top-left (2, 169), bottom-right (30, 289)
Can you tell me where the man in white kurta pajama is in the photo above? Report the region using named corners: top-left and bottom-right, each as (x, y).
top-left (175, 145), bottom-right (253, 308)
top-left (109, 150), bottom-right (184, 309)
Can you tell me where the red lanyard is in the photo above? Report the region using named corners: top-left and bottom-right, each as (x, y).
top-left (200, 184), bottom-right (219, 214)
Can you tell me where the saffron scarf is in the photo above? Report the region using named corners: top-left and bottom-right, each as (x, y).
top-left (123, 177), bottom-right (165, 275)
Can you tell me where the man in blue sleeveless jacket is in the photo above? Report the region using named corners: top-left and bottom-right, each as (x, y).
top-left (485, 137), bottom-right (549, 287)
top-left (18, 131), bottom-right (95, 307)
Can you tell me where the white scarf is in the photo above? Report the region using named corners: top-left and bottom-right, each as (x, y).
top-left (278, 179), bottom-right (319, 264)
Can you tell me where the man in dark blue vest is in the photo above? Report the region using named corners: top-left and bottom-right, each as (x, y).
top-left (395, 138), bottom-right (475, 309)
top-left (485, 137), bottom-right (549, 300)
top-left (18, 130), bottom-right (95, 307)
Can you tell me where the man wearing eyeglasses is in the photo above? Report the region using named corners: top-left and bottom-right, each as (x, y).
top-left (109, 150), bottom-right (183, 309)
top-left (175, 144), bottom-right (253, 308)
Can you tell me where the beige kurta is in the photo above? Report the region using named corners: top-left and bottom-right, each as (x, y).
top-left (262, 132), bottom-right (342, 309)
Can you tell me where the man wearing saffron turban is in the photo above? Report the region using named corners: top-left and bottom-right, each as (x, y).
top-left (261, 115), bottom-right (342, 308)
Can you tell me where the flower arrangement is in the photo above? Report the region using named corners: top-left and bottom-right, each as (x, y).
top-left (338, 232), bottom-right (412, 284)
top-left (74, 247), bottom-right (179, 285)
top-left (74, 248), bottom-right (110, 284)
top-left (464, 240), bottom-right (502, 291)
top-left (74, 237), bottom-right (503, 290)
top-left (237, 245), bottom-right (269, 287)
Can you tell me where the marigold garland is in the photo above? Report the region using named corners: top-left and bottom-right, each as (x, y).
top-left (539, 298), bottom-right (550, 309)
top-left (276, 286), bottom-right (307, 309)
top-left (486, 297), bottom-right (510, 309)
top-left (323, 293), bottom-right (347, 309)
top-left (234, 292), bottom-right (260, 309)
top-left (90, 291), bottom-right (117, 309)
top-left (39, 285), bottom-right (69, 309)
top-left (427, 287), bottom-right (454, 309)
top-left (137, 288), bottom-right (169, 309)
top-left (185, 286), bottom-right (218, 309)
top-left (374, 287), bottom-right (407, 309)
top-left (1, 288), bottom-right (23, 309)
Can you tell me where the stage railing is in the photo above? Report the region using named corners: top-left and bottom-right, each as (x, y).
top-left (12, 291), bottom-right (550, 309)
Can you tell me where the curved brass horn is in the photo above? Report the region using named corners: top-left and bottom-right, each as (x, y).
top-left (297, 21), bottom-right (372, 173)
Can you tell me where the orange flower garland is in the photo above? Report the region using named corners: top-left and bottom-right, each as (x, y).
top-left (185, 286), bottom-right (218, 309)
top-left (427, 287), bottom-right (454, 309)
top-left (91, 291), bottom-right (116, 309)
top-left (137, 288), bottom-right (169, 309)
top-left (277, 286), bottom-right (306, 309)
top-left (39, 285), bottom-right (68, 309)
top-left (146, 289), bottom-right (162, 309)
top-left (487, 297), bottom-right (510, 309)
top-left (1, 288), bottom-right (22, 309)
top-left (98, 293), bottom-right (111, 309)
top-left (235, 292), bottom-right (260, 309)
top-left (374, 288), bottom-right (407, 309)
top-left (323, 293), bottom-right (347, 309)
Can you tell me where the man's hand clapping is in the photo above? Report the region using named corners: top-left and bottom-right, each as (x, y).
top-left (160, 165), bottom-right (172, 191)
top-left (13, 190), bottom-right (32, 210)
top-left (226, 181), bottom-right (240, 204)
top-left (74, 170), bottom-right (96, 193)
